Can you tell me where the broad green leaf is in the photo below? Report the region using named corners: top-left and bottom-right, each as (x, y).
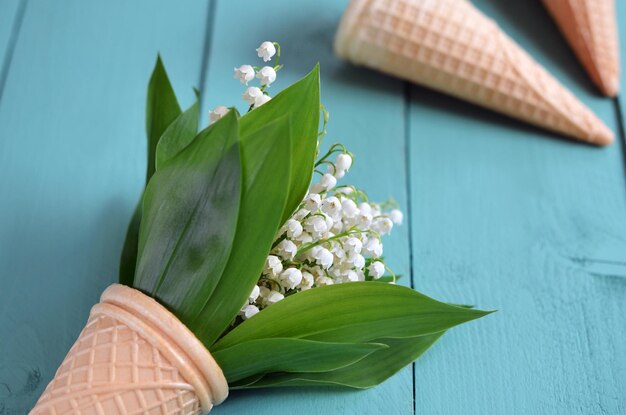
top-left (134, 112), bottom-right (241, 324)
top-left (212, 338), bottom-right (387, 383)
top-left (236, 333), bottom-right (443, 389)
top-left (213, 283), bottom-right (491, 350)
top-left (145, 55), bottom-right (181, 180)
top-left (239, 65), bottom-right (319, 223)
top-left (118, 205), bottom-right (141, 286)
top-left (155, 98), bottom-right (200, 169)
top-left (189, 115), bottom-right (292, 345)
top-left (119, 56), bottom-right (183, 286)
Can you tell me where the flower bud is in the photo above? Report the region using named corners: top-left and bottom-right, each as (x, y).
top-left (336, 153), bottom-right (352, 171)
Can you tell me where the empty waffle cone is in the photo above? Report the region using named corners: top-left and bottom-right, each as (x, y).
top-left (543, 0), bottom-right (620, 97)
top-left (335, 0), bottom-right (614, 146)
top-left (30, 284), bottom-right (228, 415)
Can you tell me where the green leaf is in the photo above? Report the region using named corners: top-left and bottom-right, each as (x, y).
top-left (133, 111), bottom-right (242, 324)
top-left (212, 338), bottom-right (387, 383)
top-left (119, 56), bottom-right (183, 286)
top-left (145, 55), bottom-right (181, 181)
top-left (118, 205), bottom-right (142, 286)
top-left (236, 333), bottom-right (444, 389)
top-left (239, 65), bottom-right (319, 223)
top-left (155, 98), bottom-right (200, 169)
top-left (189, 115), bottom-right (292, 346)
top-left (213, 282), bottom-right (491, 350)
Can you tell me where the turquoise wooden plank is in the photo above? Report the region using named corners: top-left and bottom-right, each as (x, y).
top-left (616, 0), bottom-right (626, 129)
top-left (202, 1), bottom-right (413, 414)
top-left (0, 0), bottom-right (21, 60)
top-left (0, 0), bottom-right (208, 412)
top-left (409, 1), bottom-right (626, 414)
top-left (0, 0), bottom-right (23, 99)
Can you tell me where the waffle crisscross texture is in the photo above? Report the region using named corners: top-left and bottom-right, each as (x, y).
top-left (30, 284), bottom-right (227, 415)
top-left (543, 0), bottom-right (619, 96)
top-left (32, 312), bottom-right (202, 415)
top-left (335, 0), bottom-right (613, 145)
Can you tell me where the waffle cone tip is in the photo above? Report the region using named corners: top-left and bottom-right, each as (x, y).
top-left (334, 0), bottom-right (616, 147)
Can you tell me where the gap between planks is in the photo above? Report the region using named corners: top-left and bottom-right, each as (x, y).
top-left (0, 0), bottom-right (28, 107)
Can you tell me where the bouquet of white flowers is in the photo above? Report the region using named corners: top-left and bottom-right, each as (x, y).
top-left (30, 42), bottom-right (491, 415)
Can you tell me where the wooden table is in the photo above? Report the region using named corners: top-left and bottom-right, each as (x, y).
top-left (1, 1), bottom-right (625, 413)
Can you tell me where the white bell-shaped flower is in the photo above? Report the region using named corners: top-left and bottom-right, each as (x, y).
top-left (299, 271), bottom-right (314, 290)
top-left (243, 86), bottom-right (263, 105)
top-left (275, 239), bottom-right (297, 260)
top-left (321, 196), bottom-right (342, 220)
top-left (233, 65), bottom-right (255, 84)
top-left (315, 276), bottom-right (334, 286)
top-left (263, 255), bottom-right (283, 276)
top-left (286, 219), bottom-right (303, 239)
top-left (256, 41), bottom-right (276, 62)
top-left (280, 268), bottom-right (303, 290)
top-left (368, 261), bottom-right (385, 279)
top-left (336, 153), bottom-right (352, 171)
top-left (248, 284), bottom-right (261, 303)
top-left (341, 199), bottom-right (358, 218)
top-left (256, 66), bottom-right (277, 86)
top-left (314, 247), bottom-right (334, 269)
top-left (390, 209), bottom-right (404, 225)
top-left (372, 217), bottom-right (393, 235)
top-left (254, 94), bottom-right (272, 108)
top-left (304, 215), bottom-right (328, 235)
top-left (240, 304), bottom-right (260, 320)
top-left (209, 106), bottom-right (229, 124)
top-left (304, 193), bottom-right (322, 211)
top-left (265, 290), bottom-right (284, 305)
top-left (364, 238), bottom-right (383, 258)
top-left (345, 237), bottom-right (363, 255)
top-left (310, 173), bottom-right (337, 194)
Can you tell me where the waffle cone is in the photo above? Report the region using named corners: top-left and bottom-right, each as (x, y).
top-left (30, 285), bottom-right (228, 415)
top-left (335, 0), bottom-right (614, 146)
top-left (543, 0), bottom-right (620, 96)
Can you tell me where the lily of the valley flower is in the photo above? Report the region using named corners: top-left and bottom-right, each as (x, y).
top-left (240, 304), bottom-right (259, 320)
top-left (257, 66), bottom-right (277, 86)
top-left (390, 209), bottom-right (403, 225)
top-left (209, 106), bottom-right (229, 124)
top-left (280, 268), bottom-right (303, 290)
top-left (264, 255), bottom-right (283, 276)
top-left (310, 173), bottom-right (337, 194)
top-left (243, 86), bottom-right (263, 105)
top-left (336, 153), bottom-right (352, 171)
top-left (256, 41), bottom-right (277, 62)
top-left (254, 94), bottom-right (271, 108)
top-left (368, 261), bottom-right (385, 279)
top-left (234, 65), bottom-right (255, 84)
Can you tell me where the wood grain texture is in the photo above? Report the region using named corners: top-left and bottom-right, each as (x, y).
top-left (0, 0), bottom-right (24, 102)
top-left (202, 1), bottom-right (413, 413)
top-left (0, 0), bottom-right (21, 60)
top-left (0, 0), bottom-right (208, 412)
top-left (409, 1), bottom-right (626, 414)
top-left (617, 0), bottom-right (626, 131)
